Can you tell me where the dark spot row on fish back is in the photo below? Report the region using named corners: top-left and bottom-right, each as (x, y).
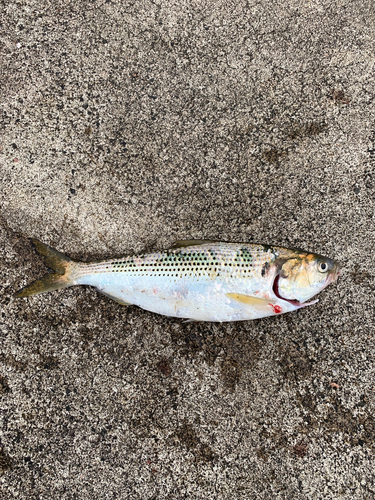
top-left (90, 244), bottom-right (277, 277)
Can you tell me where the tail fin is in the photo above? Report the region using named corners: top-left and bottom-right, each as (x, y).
top-left (15, 239), bottom-right (77, 297)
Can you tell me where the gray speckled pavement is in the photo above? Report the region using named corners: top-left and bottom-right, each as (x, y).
top-left (1, 0), bottom-right (375, 498)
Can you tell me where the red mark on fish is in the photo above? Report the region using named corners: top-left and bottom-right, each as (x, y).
top-left (269, 303), bottom-right (282, 314)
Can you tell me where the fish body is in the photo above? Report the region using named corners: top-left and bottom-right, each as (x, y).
top-left (16, 239), bottom-right (340, 322)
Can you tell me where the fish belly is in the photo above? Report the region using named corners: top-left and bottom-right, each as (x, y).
top-left (74, 273), bottom-right (295, 322)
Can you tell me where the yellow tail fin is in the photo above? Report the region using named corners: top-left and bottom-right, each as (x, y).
top-left (15, 239), bottom-right (76, 297)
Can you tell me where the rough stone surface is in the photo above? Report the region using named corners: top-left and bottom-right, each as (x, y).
top-left (1, 0), bottom-right (375, 498)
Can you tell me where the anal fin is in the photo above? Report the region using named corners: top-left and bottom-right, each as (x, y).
top-left (97, 290), bottom-right (131, 306)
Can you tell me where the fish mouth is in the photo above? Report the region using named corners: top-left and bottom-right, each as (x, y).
top-left (272, 274), bottom-right (301, 306)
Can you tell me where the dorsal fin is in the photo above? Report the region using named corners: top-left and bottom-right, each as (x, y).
top-left (170, 239), bottom-right (219, 249)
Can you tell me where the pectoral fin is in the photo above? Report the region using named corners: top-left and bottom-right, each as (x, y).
top-left (226, 293), bottom-right (281, 314)
top-left (226, 293), bottom-right (270, 306)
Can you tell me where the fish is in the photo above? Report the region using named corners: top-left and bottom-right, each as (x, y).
top-left (15, 239), bottom-right (340, 322)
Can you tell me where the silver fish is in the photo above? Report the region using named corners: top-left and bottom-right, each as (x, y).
top-left (16, 239), bottom-right (340, 322)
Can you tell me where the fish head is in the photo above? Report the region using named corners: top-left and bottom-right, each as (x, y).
top-left (273, 251), bottom-right (340, 305)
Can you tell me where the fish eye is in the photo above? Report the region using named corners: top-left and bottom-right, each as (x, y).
top-left (317, 261), bottom-right (329, 273)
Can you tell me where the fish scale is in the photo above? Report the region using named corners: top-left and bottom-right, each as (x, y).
top-left (15, 239), bottom-right (339, 323)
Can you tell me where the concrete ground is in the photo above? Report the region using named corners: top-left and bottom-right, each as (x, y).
top-left (1, 0), bottom-right (374, 498)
